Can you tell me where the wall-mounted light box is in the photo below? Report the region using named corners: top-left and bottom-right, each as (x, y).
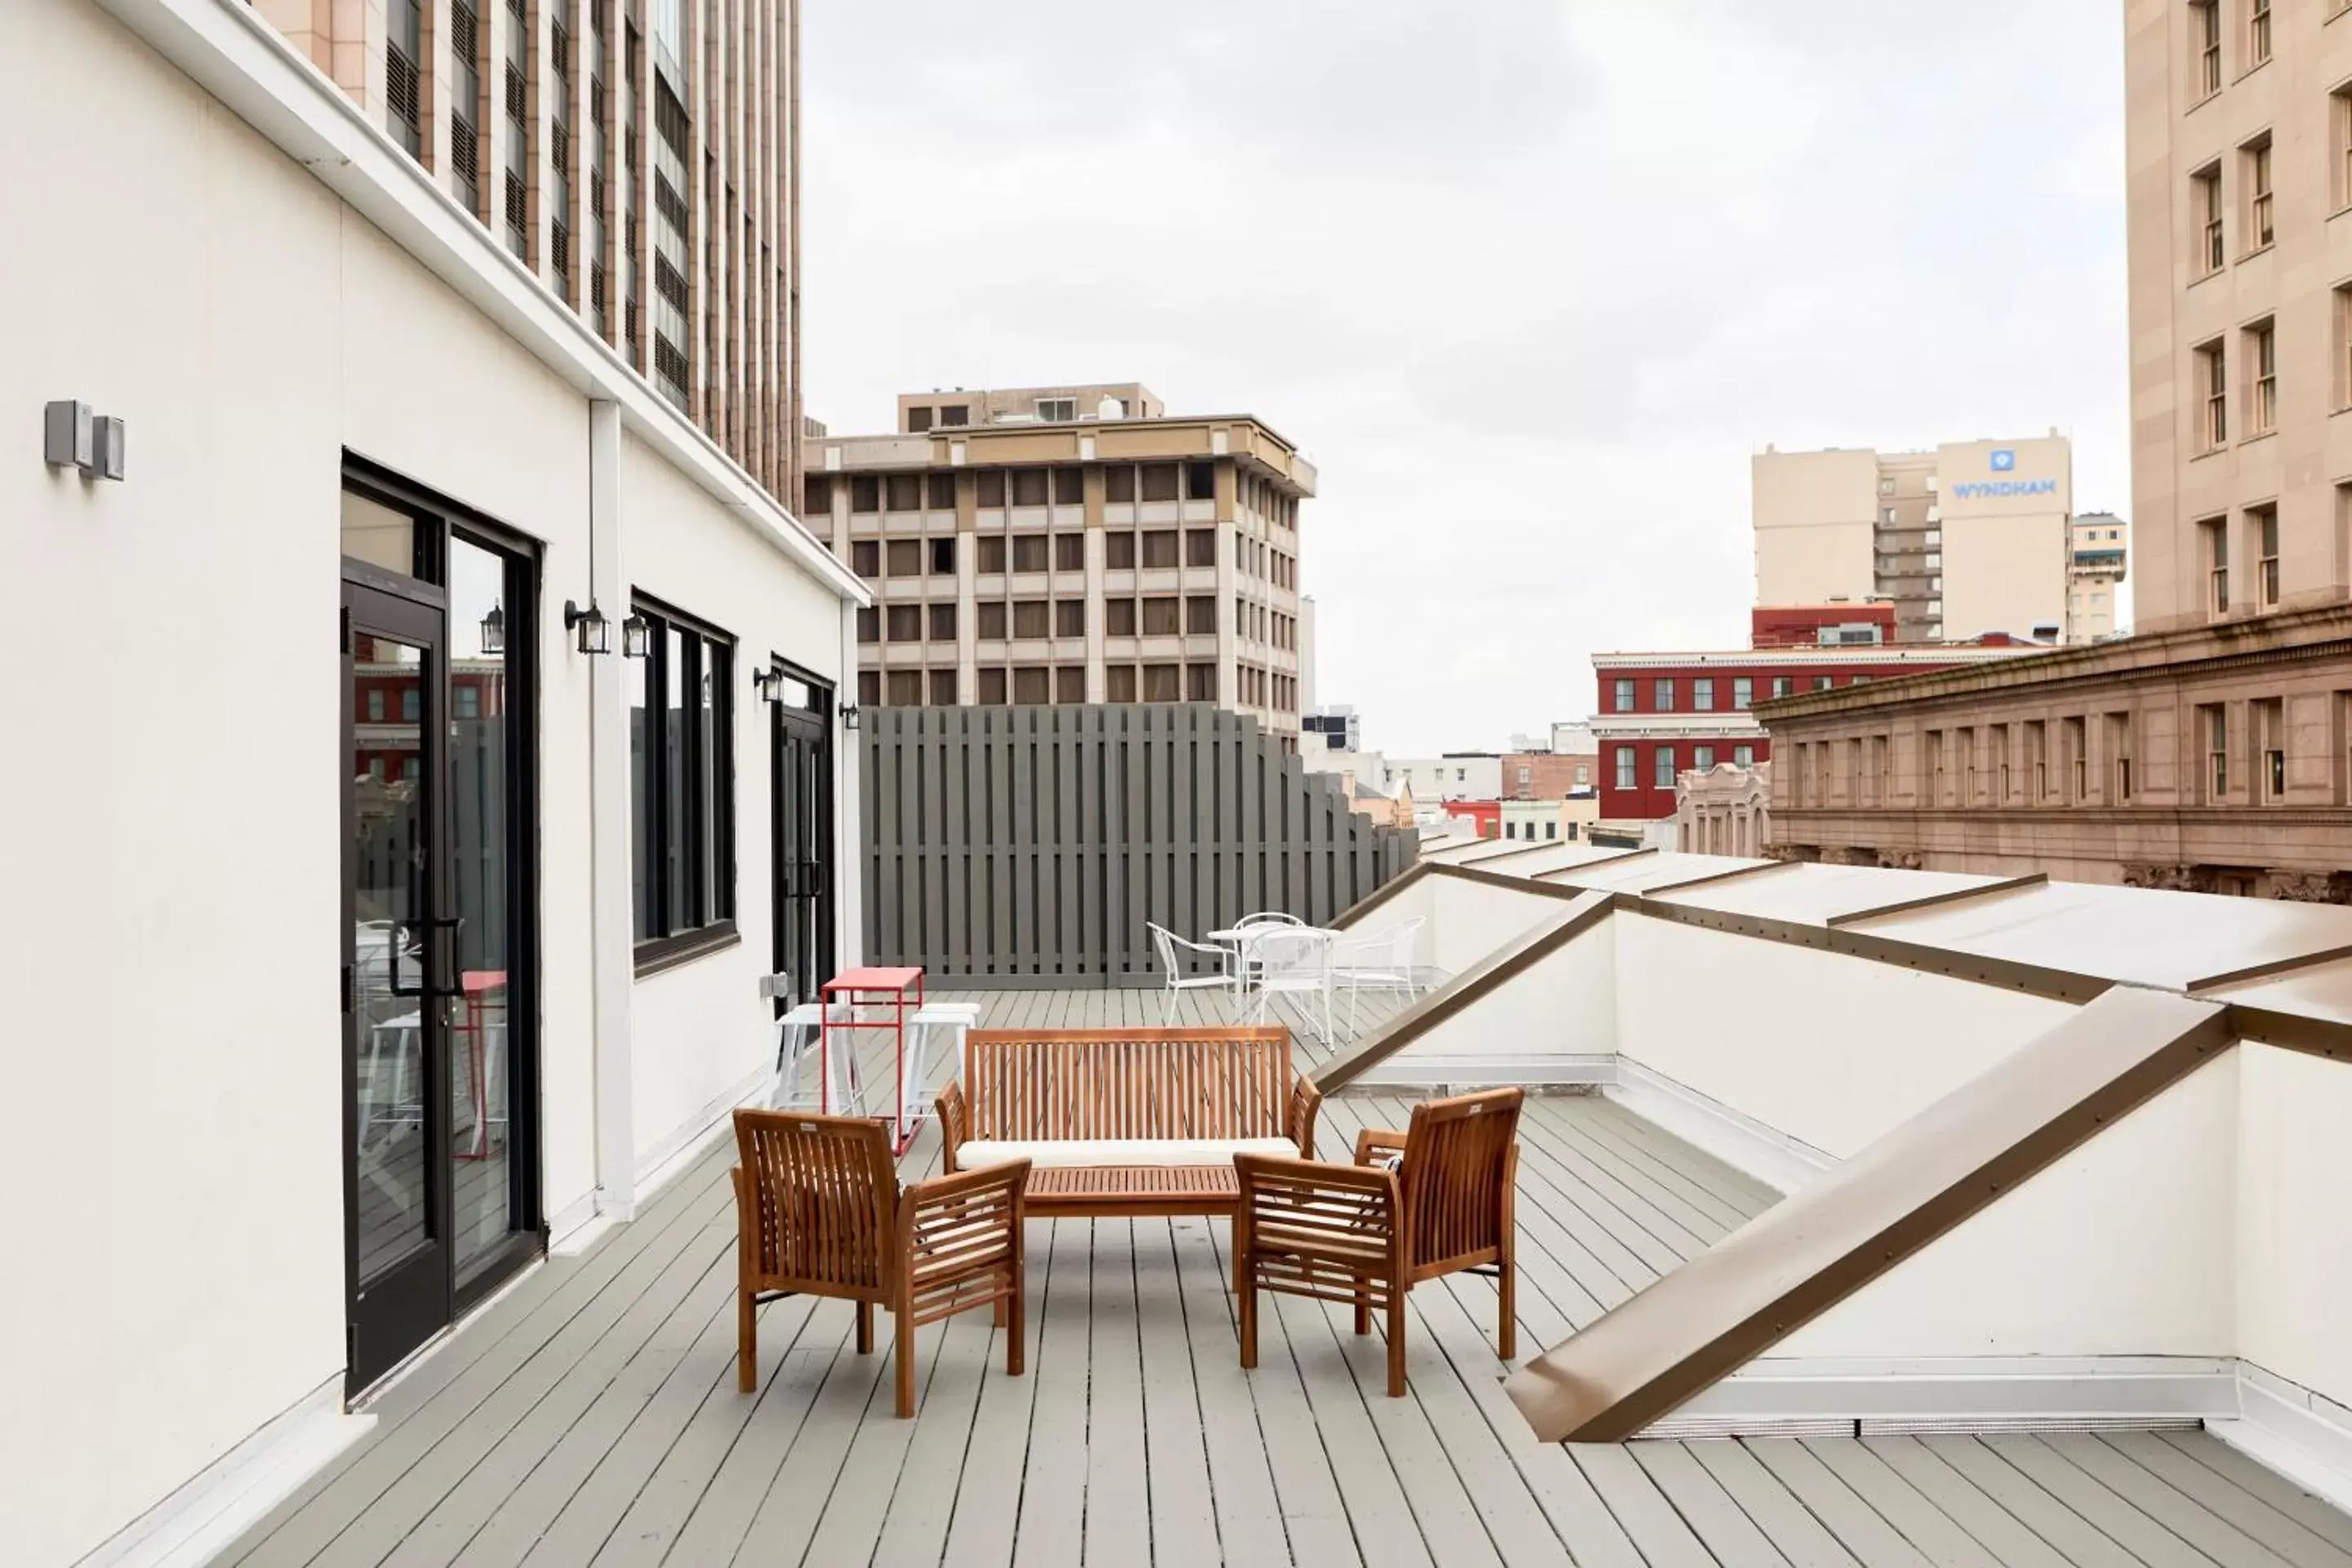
top-left (46, 400), bottom-right (124, 481)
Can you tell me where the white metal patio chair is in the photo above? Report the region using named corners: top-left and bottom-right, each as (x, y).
top-left (1226, 911), bottom-right (1307, 992)
top-left (1149, 921), bottom-right (1243, 1024)
top-left (1251, 924), bottom-right (1336, 1045)
top-left (1330, 916), bottom-right (1426, 1033)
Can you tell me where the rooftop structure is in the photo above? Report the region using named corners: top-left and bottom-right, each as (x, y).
top-left (808, 387), bottom-right (1314, 742)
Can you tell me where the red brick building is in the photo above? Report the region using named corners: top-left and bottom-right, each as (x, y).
top-left (1588, 644), bottom-right (2046, 825)
top-left (1749, 603), bottom-right (1897, 649)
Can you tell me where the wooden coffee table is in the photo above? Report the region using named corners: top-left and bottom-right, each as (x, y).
top-left (1022, 1164), bottom-right (1240, 1220)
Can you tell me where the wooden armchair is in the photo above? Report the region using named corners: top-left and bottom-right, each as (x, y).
top-left (1234, 1086), bottom-right (1521, 1396)
top-left (732, 1107), bottom-right (1029, 1419)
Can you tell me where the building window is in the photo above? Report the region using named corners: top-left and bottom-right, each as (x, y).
top-left (1013, 600), bottom-right (1049, 639)
top-left (929, 604), bottom-right (957, 641)
top-left (447, 1), bottom-right (482, 211)
top-left (1613, 678), bottom-right (1634, 712)
top-left (1054, 533), bottom-right (1084, 572)
top-left (2203, 516), bottom-right (2230, 615)
top-left (1011, 469), bottom-right (1049, 508)
top-left (2203, 703), bottom-right (2230, 800)
top-left (1812, 676), bottom-right (1833, 692)
top-left (886, 540), bottom-right (920, 577)
top-left (1772, 677), bottom-right (1793, 699)
top-left (1141, 465), bottom-right (1181, 503)
top-left (1034, 397), bottom-right (1076, 422)
top-left (2248, 0), bottom-right (2270, 65)
top-left (1106, 666), bottom-right (1137, 702)
top-left (1013, 666), bottom-right (1049, 704)
top-left (1615, 747), bottom-right (1635, 790)
top-left (2250, 505), bottom-right (2281, 608)
top-left (1654, 747), bottom-right (1676, 789)
top-left (927, 670), bottom-right (956, 706)
top-left (929, 537), bottom-right (956, 575)
top-left (2332, 285), bottom-right (2352, 416)
top-left (849, 477), bottom-right (880, 514)
top-left (2193, 1), bottom-right (2222, 95)
top-left (1143, 663), bottom-right (1181, 701)
top-left (1143, 597), bottom-right (1180, 636)
top-left (650, 74), bottom-right (693, 408)
top-left (1186, 663), bottom-right (1218, 702)
top-left (906, 406), bottom-right (934, 434)
top-left (852, 541), bottom-right (879, 579)
top-left (1654, 679), bottom-right (1675, 711)
top-left (886, 605), bottom-right (920, 643)
top-left (2197, 339), bottom-right (2228, 449)
top-left (1013, 535), bottom-right (1048, 573)
top-left (884, 475), bottom-right (920, 513)
top-left (2244, 134), bottom-right (2274, 250)
top-left (1693, 746), bottom-right (1716, 770)
top-left (629, 601), bottom-right (735, 956)
top-left (1185, 461), bottom-right (1217, 501)
top-left (1186, 595), bottom-right (1217, 634)
top-left (1732, 677), bottom-right (1752, 710)
top-left (2247, 318), bottom-right (2277, 436)
top-left (2066, 716), bottom-right (2087, 802)
top-left (2193, 163), bottom-right (2224, 276)
top-left (1693, 678), bottom-right (1715, 712)
top-left (2256, 697), bottom-right (2286, 801)
top-left (386, 0), bottom-right (422, 156)
top-left (977, 602), bottom-right (1006, 639)
top-left (938, 405), bottom-right (969, 428)
top-left (977, 537), bottom-right (1006, 575)
top-left (1142, 529), bottom-right (1179, 569)
top-left (548, 20), bottom-right (573, 300)
top-left (1186, 528), bottom-right (1217, 568)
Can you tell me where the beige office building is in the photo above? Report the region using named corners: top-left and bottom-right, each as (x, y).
top-left (2066, 511), bottom-right (2132, 643)
top-left (1754, 437), bottom-right (2073, 644)
top-left (1757, 0), bottom-right (2352, 896)
top-left (806, 384), bottom-right (1315, 742)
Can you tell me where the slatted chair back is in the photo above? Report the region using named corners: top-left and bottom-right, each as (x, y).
top-left (733, 1108), bottom-right (898, 1296)
top-left (962, 1027), bottom-right (1296, 1143)
top-left (1400, 1087), bottom-right (1521, 1279)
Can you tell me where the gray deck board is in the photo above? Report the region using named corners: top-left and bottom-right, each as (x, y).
top-left (222, 987), bottom-right (2352, 1567)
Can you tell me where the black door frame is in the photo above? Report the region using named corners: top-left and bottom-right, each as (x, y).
top-left (768, 657), bottom-right (836, 1009)
top-left (341, 579), bottom-right (455, 1392)
top-left (341, 454), bottom-right (545, 1393)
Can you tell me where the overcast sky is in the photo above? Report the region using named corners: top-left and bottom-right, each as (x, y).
top-left (802, 1), bottom-right (2129, 756)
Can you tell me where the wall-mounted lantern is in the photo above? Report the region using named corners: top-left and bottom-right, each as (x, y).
top-left (563, 599), bottom-right (611, 656)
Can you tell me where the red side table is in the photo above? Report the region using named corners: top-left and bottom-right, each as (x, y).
top-left (818, 966), bottom-right (925, 1152)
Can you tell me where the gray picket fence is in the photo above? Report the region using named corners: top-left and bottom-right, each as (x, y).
top-left (861, 704), bottom-right (1417, 987)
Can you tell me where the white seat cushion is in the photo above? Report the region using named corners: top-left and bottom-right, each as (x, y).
top-left (955, 1137), bottom-right (1301, 1170)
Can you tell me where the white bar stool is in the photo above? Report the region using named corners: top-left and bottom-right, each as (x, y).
top-left (902, 1002), bottom-right (983, 1111)
top-left (760, 973), bottom-right (862, 1112)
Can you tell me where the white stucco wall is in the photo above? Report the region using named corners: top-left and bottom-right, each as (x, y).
top-left (2236, 1044), bottom-right (2352, 1410)
top-left (1354, 917), bottom-right (1615, 1083)
top-left (0, 3), bottom-right (848, 1559)
top-left (1777, 1053), bottom-right (2240, 1359)
top-left (1427, 875), bottom-right (1581, 977)
top-left (1611, 915), bottom-right (2078, 1158)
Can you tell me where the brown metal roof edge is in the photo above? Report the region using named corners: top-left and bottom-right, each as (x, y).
top-left (1642, 858), bottom-right (1804, 897)
top-left (1503, 989), bottom-right (2235, 1443)
top-left (1427, 861), bottom-right (1609, 902)
top-left (1822, 871), bottom-right (2050, 929)
top-left (1312, 892), bottom-right (1615, 1094)
top-left (1438, 840), bottom-right (1580, 868)
top-left (2223, 1002), bottom-right (2352, 1060)
top-left (1531, 847), bottom-right (1658, 882)
top-left (2187, 942), bottom-right (2352, 995)
top-left (1618, 895), bottom-right (2112, 1005)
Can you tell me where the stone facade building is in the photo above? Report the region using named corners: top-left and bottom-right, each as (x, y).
top-left (1759, 0), bottom-right (2352, 898)
top-left (1676, 762), bottom-right (1773, 858)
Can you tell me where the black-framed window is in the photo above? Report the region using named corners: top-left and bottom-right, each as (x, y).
top-left (630, 595), bottom-right (737, 966)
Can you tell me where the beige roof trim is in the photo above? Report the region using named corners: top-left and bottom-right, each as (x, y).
top-left (1823, 872), bottom-right (2050, 929)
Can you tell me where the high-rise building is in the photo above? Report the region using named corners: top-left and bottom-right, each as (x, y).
top-left (1755, 0), bottom-right (2352, 893)
top-left (808, 384), bottom-right (1316, 742)
top-left (2065, 512), bottom-right (2132, 644)
top-left (1753, 437), bottom-right (2073, 644)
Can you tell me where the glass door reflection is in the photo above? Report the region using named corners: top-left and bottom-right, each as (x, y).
top-left (445, 537), bottom-right (518, 1289)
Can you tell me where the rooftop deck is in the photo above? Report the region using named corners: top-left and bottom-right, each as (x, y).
top-left (220, 990), bottom-right (2352, 1567)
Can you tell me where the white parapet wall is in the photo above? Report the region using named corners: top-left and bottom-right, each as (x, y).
top-left (1611, 912), bottom-right (2080, 1160)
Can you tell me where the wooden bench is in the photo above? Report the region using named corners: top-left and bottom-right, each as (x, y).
top-left (935, 1026), bottom-right (1321, 1218)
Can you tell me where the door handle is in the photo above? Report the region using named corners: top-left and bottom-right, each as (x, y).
top-left (390, 916), bottom-right (465, 1000)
